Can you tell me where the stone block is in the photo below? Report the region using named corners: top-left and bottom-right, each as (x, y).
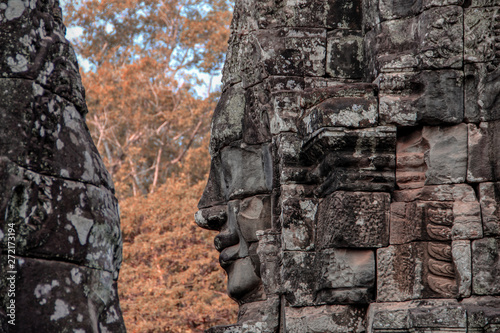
top-left (281, 198), bottom-right (317, 251)
top-left (281, 0), bottom-right (330, 28)
top-left (316, 191), bottom-right (390, 249)
top-left (452, 201), bottom-right (483, 240)
top-left (325, 0), bottom-right (363, 30)
top-left (209, 83), bottom-right (245, 154)
top-left (195, 205), bottom-right (227, 231)
top-left (300, 83), bottom-right (378, 134)
top-left (465, 63), bottom-right (500, 123)
top-left (198, 156), bottom-right (227, 209)
top-left (0, 257), bottom-right (125, 332)
top-left (479, 182), bottom-right (500, 237)
top-left (0, 159), bottom-right (121, 275)
top-left (303, 126), bottom-right (396, 194)
top-left (390, 201), bottom-right (453, 243)
top-left (276, 132), bottom-right (303, 167)
top-left (315, 249), bottom-right (375, 304)
top-left (220, 143), bottom-right (273, 200)
top-left (379, 0), bottom-right (422, 21)
top-left (424, 125), bottom-right (467, 185)
top-left (326, 30), bottom-right (364, 79)
top-left (238, 195), bottom-right (272, 243)
top-left (390, 198), bottom-right (481, 244)
top-left (472, 238), bottom-right (500, 295)
top-left (465, 8), bottom-right (499, 64)
top-left (238, 296), bottom-right (280, 333)
top-left (244, 83), bottom-right (272, 145)
top-left (396, 127), bottom-right (429, 189)
top-left (396, 125), bottom-right (467, 187)
top-left (452, 240), bottom-right (472, 298)
top-left (270, 91), bottom-right (302, 134)
top-left (393, 183), bottom-right (477, 203)
top-left (282, 249), bottom-right (375, 306)
top-left (0, 4), bottom-right (87, 114)
top-left (362, 0), bottom-right (380, 32)
top-left (285, 305), bottom-right (366, 333)
top-left (378, 70), bottom-right (464, 126)
top-left (258, 28), bottom-right (326, 77)
top-left (461, 296), bottom-right (500, 332)
top-left (469, 0), bottom-right (500, 6)
top-left (0, 79), bottom-right (113, 190)
top-left (367, 299), bottom-right (466, 332)
top-left (377, 242), bottom-right (458, 302)
top-left (375, 7), bottom-right (463, 72)
top-left (468, 122), bottom-right (500, 182)
top-left (256, 231), bottom-right (281, 295)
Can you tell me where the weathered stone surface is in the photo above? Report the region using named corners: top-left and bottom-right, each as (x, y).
top-left (301, 84), bottom-right (378, 134)
top-left (237, 195), bottom-right (272, 243)
top-left (390, 198), bottom-right (481, 245)
top-left (303, 126), bottom-right (396, 194)
top-left (0, 0), bottom-right (87, 115)
top-left (285, 305), bottom-right (366, 333)
top-left (238, 296), bottom-right (280, 333)
top-left (221, 143), bottom-right (273, 200)
top-left (256, 231), bottom-right (281, 295)
top-left (452, 240), bottom-right (472, 298)
top-left (200, 0), bottom-right (500, 331)
top-left (0, 79), bottom-right (113, 190)
top-left (378, 71), bottom-right (464, 126)
top-left (244, 83), bottom-right (272, 145)
top-left (393, 183), bottom-right (477, 203)
top-left (465, 63), bottom-right (500, 123)
top-left (468, 121), bottom-right (500, 183)
top-left (377, 242), bottom-right (458, 302)
top-left (472, 238), bottom-right (500, 295)
top-left (281, 198), bottom-right (317, 251)
top-left (283, 249), bottom-right (375, 306)
top-left (367, 299), bottom-right (467, 332)
top-left (0, 256), bottom-right (125, 332)
top-left (0, 159), bottom-right (122, 275)
top-left (0, 1), bottom-right (125, 331)
top-left (465, 8), bottom-right (499, 64)
top-left (270, 90), bottom-right (302, 134)
top-left (258, 28), bottom-right (326, 77)
top-left (210, 84), bottom-right (245, 154)
top-left (316, 191), bottom-right (390, 248)
top-left (479, 182), bottom-right (500, 237)
top-left (390, 201), bottom-right (453, 243)
top-left (326, 30), bottom-right (364, 79)
top-left (373, 7), bottom-right (463, 72)
top-left (461, 296), bottom-right (500, 331)
top-left (396, 125), bottom-right (467, 187)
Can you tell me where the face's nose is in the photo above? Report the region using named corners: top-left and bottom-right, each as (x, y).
top-left (198, 157), bottom-right (227, 210)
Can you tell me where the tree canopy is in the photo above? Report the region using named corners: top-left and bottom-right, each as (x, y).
top-left (63, 0), bottom-right (238, 331)
top-left (64, 0), bottom-right (232, 197)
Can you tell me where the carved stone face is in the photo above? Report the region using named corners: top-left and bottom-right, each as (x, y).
top-left (195, 87), bottom-right (273, 303)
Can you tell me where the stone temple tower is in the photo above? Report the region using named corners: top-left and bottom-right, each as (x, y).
top-left (0, 1), bottom-right (126, 332)
top-left (196, 0), bottom-right (500, 332)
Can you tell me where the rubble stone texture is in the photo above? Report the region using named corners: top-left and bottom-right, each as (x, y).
top-left (197, 0), bottom-right (500, 332)
top-left (0, 1), bottom-right (126, 332)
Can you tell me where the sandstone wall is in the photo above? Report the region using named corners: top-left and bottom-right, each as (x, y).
top-left (198, 0), bottom-right (500, 332)
top-left (0, 1), bottom-right (125, 332)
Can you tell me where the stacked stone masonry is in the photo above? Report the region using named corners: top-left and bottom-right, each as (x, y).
top-left (197, 0), bottom-right (500, 332)
top-left (0, 1), bottom-right (126, 332)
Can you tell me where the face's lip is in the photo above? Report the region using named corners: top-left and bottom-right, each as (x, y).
top-left (219, 244), bottom-right (240, 269)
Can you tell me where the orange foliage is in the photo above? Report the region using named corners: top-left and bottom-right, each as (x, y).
top-left (119, 173), bottom-right (237, 332)
top-left (62, 0), bottom-right (238, 331)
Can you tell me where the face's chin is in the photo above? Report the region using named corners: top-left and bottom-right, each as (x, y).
top-left (225, 257), bottom-right (262, 302)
